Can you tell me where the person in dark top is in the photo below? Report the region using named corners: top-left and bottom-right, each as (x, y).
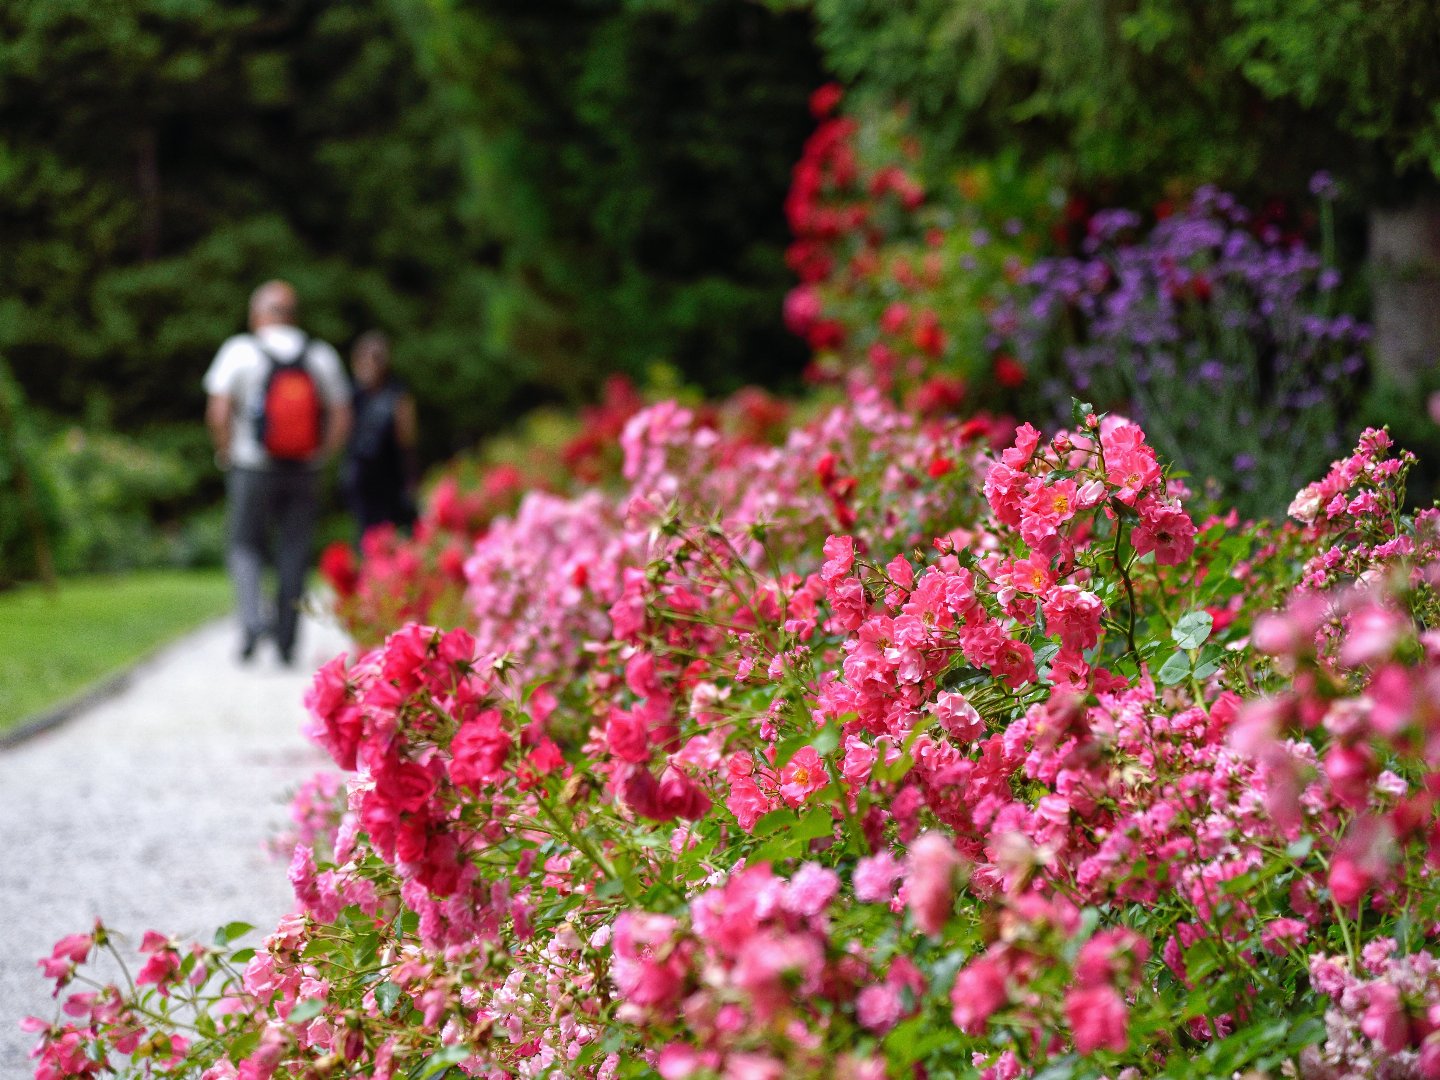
top-left (342, 331), bottom-right (419, 537)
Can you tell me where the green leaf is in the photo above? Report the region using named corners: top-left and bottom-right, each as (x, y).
top-left (884, 1015), bottom-right (929, 1066)
top-left (1033, 1057), bottom-right (1084, 1080)
top-left (1286, 835), bottom-right (1314, 860)
top-left (792, 807), bottom-right (836, 843)
top-left (301, 937), bottom-right (338, 959)
top-left (572, 1040), bottom-right (604, 1068)
top-left (875, 752), bottom-right (915, 784)
top-left (927, 950), bottom-right (967, 996)
top-left (375, 981), bottom-right (403, 1017)
top-left (228, 947), bottom-right (256, 964)
top-left (1172, 610), bottom-right (1214, 650)
top-left (1070, 398), bottom-right (1095, 427)
top-left (938, 663), bottom-right (985, 690)
top-left (1183, 939), bottom-right (1221, 982)
top-left (1157, 650), bottom-right (1192, 685)
top-left (214, 921), bottom-right (255, 947)
top-left (227, 1029), bottom-right (261, 1064)
top-left (350, 931), bottom-right (381, 967)
top-left (413, 1044), bottom-right (471, 1079)
top-left (1192, 657), bottom-right (1223, 681)
top-left (1279, 1016), bottom-right (1327, 1057)
top-left (287, 998), bottom-right (325, 1024)
top-left (752, 809), bottom-right (800, 837)
top-left (809, 724), bottom-right (840, 756)
top-left (749, 835), bottom-right (802, 865)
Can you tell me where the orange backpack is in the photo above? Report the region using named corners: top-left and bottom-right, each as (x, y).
top-left (255, 336), bottom-right (324, 461)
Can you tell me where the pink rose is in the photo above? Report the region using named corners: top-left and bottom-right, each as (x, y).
top-left (853, 853), bottom-right (902, 903)
top-left (778, 747), bottom-right (829, 807)
top-left (1132, 498), bottom-right (1197, 566)
top-left (375, 759), bottom-right (437, 814)
top-left (934, 692), bottom-right (983, 742)
top-left (1329, 853), bottom-right (1372, 908)
top-left (906, 831), bottom-right (961, 935)
top-left (856, 983), bottom-right (903, 1032)
top-left (611, 912), bottom-right (689, 1010)
top-left (605, 709), bottom-right (651, 763)
top-left (950, 955), bottom-right (1008, 1034)
top-left (1260, 918), bottom-right (1309, 956)
top-left (448, 709), bottom-right (512, 789)
top-left (657, 767), bottom-right (712, 821)
top-left (1065, 983), bottom-right (1129, 1054)
top-left (1362, 982), bottom-right (1413, 1053)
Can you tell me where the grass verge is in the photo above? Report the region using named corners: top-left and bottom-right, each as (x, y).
top-left (0, 569), bottom-right (231, 735)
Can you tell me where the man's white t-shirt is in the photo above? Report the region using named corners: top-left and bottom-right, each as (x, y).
top-left (203, 325), bottom-right (350, 470)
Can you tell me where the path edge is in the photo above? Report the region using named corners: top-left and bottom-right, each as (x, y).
top-left (0, 618), bottom-right (226, 751)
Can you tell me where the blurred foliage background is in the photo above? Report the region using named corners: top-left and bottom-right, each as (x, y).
top-left (0, 0), bottom-right (821, 457)
top-left (799, 0), bottom-right (1440, 202)
top-left (4, 0), bottom-right (1440, 583)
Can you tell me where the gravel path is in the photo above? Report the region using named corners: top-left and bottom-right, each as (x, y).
top-left (0, 613), bottom-right (349, 1079)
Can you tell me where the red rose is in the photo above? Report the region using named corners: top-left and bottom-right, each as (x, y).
top-left (448, 710), bottom-right (512, 790)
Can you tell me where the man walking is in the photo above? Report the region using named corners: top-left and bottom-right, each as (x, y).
top-left (204, 281), bottom-right (351, 664)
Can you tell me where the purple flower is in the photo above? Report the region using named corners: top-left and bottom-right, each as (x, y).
top-left (999, 183), bottom-right (1370, 516)
top-left (1309, 171), bottom-right (1340, 201)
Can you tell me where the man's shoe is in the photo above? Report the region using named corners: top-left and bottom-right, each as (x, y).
top-left (240, 630), bottom-right (261, 663)
top-left (277, 644), bottom-right (296, 668)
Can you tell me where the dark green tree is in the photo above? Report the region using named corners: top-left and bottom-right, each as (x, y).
top-left (0, 0), bottom-right (511, 455)
top-left (393, 0), bottom-right (821, 396)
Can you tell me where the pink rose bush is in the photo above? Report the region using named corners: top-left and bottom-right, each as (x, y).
top-left (31, 401), bottom-right (1440, 1078)
top-left (29, 98), bottom-right (1440, 1080)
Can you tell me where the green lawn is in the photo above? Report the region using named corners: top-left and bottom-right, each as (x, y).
top-left (0, 570), bottom-right (232, 734)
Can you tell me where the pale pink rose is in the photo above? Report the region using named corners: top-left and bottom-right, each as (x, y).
top-left (1361, 982), bottom-right (1411, 1053)
top-left (733, 931), bottom-right (824, 1019)
top-left (656, 1044), bottom-right (705, 1079)
top-left (784, 863), bottom-right (840, 918)
top-left (1341, 605), bottom-right (1404, 667)
top-left (906, 831), bottom-right (961, 935)
top-left (934, 691), bottom-right (983, 741)
top-left (778, 747), bottom-right (829, 807)
top-left (841, 735), bottom-right (878, 786)
top-left (611, 912), bottom-right (688, 1010)
top-left (853, 853), bottom-right (902, 903)
top-left (724, 1053), bottom-right (784, 1080)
